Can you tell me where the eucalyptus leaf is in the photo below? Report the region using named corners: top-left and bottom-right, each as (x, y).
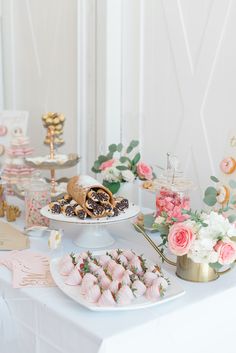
top-left (209, 262), bottom-right (222, 271)
top-left (117, 143), bottom-right (123, 152)
top-left (98, 155), bottom-right (108, 163)
top-left (120, 156), bottom-right (131, 164)
top-left (204, 186), bottom-right (217, 197)
top-left (116, 165), bottom-right (129, 171)
top-left (91, 166), bottom-right (101, 173)
top-left (203, 195), bottom-right (217, 206)
top-left (210, 176), bottom-right (219, 183)
top-left (106, 152), bottom-right (114, 159)
top-left (108, 144), bottom-right (117, 153)
top-left (102, 181), bottom-right (120, 194)
top-left (229, 180), bottom-right (236, 189)
top-left (132, 152), bottom-right (141, 165)
top-left (126, 145), bottom-right (133, 154)
top-left (94, 160), bottom-right (101, 169)
top-left (130, 140), bottom-right (139, 148)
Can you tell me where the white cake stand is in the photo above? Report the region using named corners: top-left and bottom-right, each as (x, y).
top-left (41, 204), bottom-right (140, 249)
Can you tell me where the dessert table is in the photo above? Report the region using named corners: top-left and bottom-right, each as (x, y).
top-left (1, 201), bottom-right (236, 353)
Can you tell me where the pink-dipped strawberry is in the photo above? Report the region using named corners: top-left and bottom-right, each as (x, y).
top-left (97, 289), bottom-right (116, 306)
top-left (132, 280), bottom-right (146, 298)
top-left (65, 268), bottom-right (82, 286)
top-left (116, 285), bottom-right (134, 305)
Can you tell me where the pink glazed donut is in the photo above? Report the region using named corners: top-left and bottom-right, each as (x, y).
top-left (0, 125), bottom-right (7, 136)
top-left (220, 157), bottom-right (236, 174)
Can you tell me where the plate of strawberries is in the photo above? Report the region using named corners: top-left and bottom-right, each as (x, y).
top-left (50, 249), bottom-right (185, 311)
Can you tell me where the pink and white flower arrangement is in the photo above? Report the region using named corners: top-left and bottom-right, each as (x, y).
top-left (61, 249), bottom-right (170, 307)
top-left (91, 140), bottom-right (154, 194)
top-left (167, 210), bottom-right (236, 268)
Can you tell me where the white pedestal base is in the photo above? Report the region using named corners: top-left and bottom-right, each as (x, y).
top-left (74, 225), bottom-right (115, 249)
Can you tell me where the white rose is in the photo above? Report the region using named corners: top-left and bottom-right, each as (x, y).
top-left (188, 238), bottom-right (218, 264)
top-left (199, 211), bottom-right (232, 240)
top-left (121, 169), bottom-right (135, 182)
top-left (102, 167), bottom-right (121, 183)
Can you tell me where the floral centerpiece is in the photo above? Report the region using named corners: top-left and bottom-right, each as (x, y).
top-left (135, 174), bottom-right (236, 282)
top-left (91, 140), bottom-right (154, 193)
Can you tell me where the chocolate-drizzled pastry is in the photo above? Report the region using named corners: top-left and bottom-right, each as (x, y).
top-left (103, 203), bottom-right (114, 217)
top-left (62, 205), bottom-right (75, 217)
top-left (74, 205), bottom-right (87, 220)
top-left (57, 198), bottom-right (68, 207)
top-left (70, 199), bottom-right (79, 209)
top-left (49, 202), bottom-right (61, 214)
top-left (93, 204), bottom-right (105, 217)
top-left (97, 189), bottom-right (110, 203)
top-left (112, 207), bottom-right (120, 217)
top-left (115, 198), bottom-right (129, 212)
top-left (88, 190), bottom-right (100, 202)
top-left (86, 198), bottom-right (97, 210)
top-left (63, 194), bottom-right (72, 203)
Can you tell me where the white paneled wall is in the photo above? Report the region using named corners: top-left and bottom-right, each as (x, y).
top-left (1, 1), bottom-right (236, 208)
top-left (1, 0), bottom-right (77, 176)
top-left (80, 0), bottom-right (236, 208)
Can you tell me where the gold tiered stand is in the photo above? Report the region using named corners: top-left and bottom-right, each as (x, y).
top-left (22, 126), bottom-right (80, 199)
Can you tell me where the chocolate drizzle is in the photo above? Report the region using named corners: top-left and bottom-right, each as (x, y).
top-left (50, 203), bottom-right (61, 214)
top-left (63, 205), bottom-right (75, 217)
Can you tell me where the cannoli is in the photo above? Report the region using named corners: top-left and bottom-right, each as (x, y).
top-left (86, 198), bottom-right (97, 210)
top-left (97, 189), bottom-right (110, 203)
top-left (74, 205), bottom-right (87, 220)
top-left (63, 194), bottom-right (72, 203)
top-left (49, 202), bottom-right (62, 214)
top-left (67, 175), bottom-right (114, 218)
top-left (115, 198), bottom-right (129, 211)
top-left (70, 199), bottom-right (79, 209)
top-left (57, 198), bottom-right (68, 206)
top-left (103, 203), bottom-right (114, 217)
top-left (62, 205), bottom-right (75, 217)
top-left (92, 205), bottom-right (105, 217)
top-left (88, 190), bottom-right (100, 202)
top-left (112, 207), bottom-right (120, 217)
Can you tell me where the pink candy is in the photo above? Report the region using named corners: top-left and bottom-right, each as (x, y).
top-left (156, 187), bottom-right (190, 224)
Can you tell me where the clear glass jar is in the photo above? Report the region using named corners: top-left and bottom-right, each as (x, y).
top-left (155, 156), bottom-right (193, 223)
top-left (25, 180), bottom-right (51, 228)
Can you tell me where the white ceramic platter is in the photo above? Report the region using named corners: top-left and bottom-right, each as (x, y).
top-left (41, 204), bottom-right (140, 225)
top-left (50, 254), bottom-right (185, 312)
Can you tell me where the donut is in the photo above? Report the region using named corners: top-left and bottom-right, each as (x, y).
top-left (220, 157), bottom-right (236, 174)
top-left (216, 185), bottom-right (230, 204)
top-left (0, 125), bottom-right (7, 136)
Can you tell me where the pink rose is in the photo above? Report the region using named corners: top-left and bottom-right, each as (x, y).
top-left (168, 223), bottom-right (195, 256)
top-left (137, 162), bottom-right (153, 180)
top-left (214, 240), bottom-right (236, 265)
top-left (99, 159), bottom-right (116, 171)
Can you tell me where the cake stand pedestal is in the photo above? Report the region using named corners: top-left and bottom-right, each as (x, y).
top-left (41, 204), bottom-right (140, 249)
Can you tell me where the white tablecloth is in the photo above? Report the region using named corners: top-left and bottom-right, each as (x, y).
top-left (1, 205), bottom-right (236, 353)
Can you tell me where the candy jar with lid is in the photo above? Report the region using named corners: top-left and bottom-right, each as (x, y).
top-left (155, 153), bottom-right (193, 224)
top-left (24, 176), bottom-right (51, 228)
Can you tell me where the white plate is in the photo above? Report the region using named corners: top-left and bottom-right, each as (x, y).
top-left (50, 254), bottom-right (185, 312)
top-left (41, 204), bottom-right (140, 225)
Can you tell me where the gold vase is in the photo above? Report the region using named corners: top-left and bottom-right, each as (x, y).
top-left (176, 255), bottom-right (219, 282)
